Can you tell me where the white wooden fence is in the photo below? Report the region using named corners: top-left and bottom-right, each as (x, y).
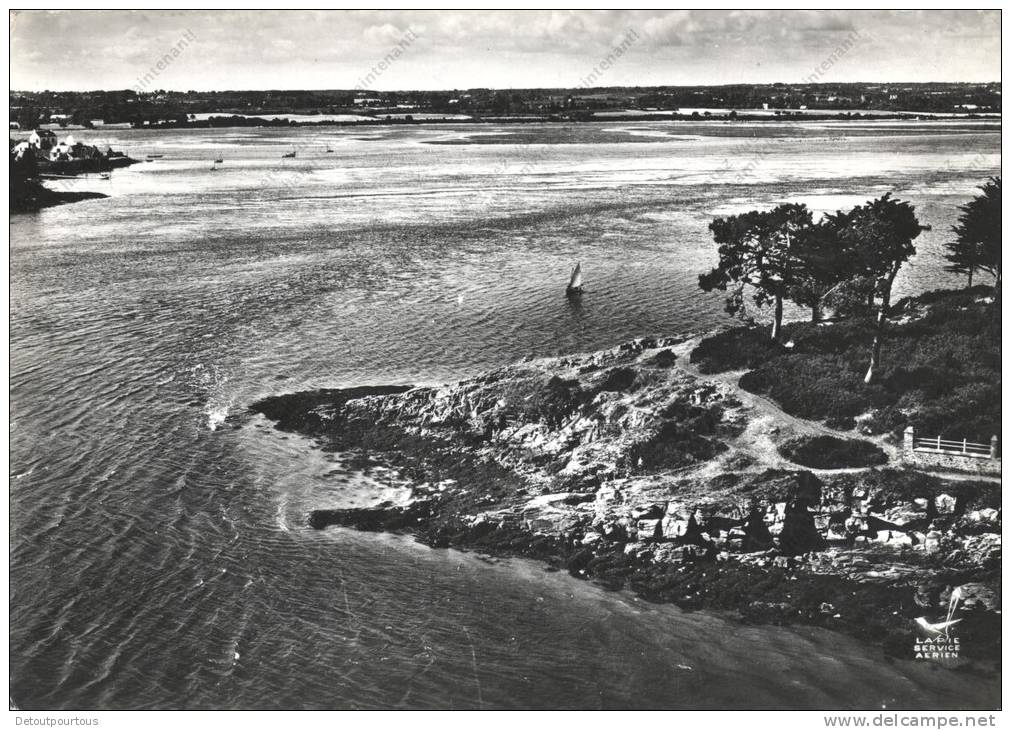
top-left (904, 427), bottom-right (999, 460)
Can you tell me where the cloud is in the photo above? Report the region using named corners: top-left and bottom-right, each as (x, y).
top-left (8, 9), bottom-right (1000, 91)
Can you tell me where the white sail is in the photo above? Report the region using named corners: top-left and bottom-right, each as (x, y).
top-left (568, 263), bottom-right (583, 290)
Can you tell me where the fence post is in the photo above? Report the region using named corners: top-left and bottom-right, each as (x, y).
top-left (991, 435), bottom-right (999, 459)
top-left (903, 426), bottom-right (914, 457)
top-left (936, 435), bottom-right (941, 451)
top-left (963, 438), bottom-right (967, 454)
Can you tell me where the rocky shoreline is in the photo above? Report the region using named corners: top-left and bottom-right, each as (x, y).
top-left (10, 180), bottom-right (108, 213)
top-left (250, 335), bottom-right (1001, 668)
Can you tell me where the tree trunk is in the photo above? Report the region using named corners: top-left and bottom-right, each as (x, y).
top-left (864, 272), bottom-right (896, 384)
top-left (991, 274), bottom-right (1001, 348)
top-left (771, 294), bottom-right (783, 340)
top-left (811, 300), bottom-right (821, 323)
top-left (968, 266), bottom-right (974, 289)
top-left (864, 323), bottom-right (883, 384)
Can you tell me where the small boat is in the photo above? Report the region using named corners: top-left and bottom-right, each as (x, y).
top-left (566, 263), bottom-right (584, 296)
top-left (146, 154), bottom-right (163, 159)
top-left (282, 148), bottom-right (296, 158)
top-left (214, 158), bottom-right (223, 164)
top-left (325, 147), bottom-right (334, 153)
top-left (99, 172), bottom-right (111, 180)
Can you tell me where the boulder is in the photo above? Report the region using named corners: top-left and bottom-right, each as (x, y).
top-left (778, 501), bottom-right (826, 555)
top-left (638, 518), bottom-right (663, 540)
top-left (950, 583), bottom-right (1000, 612)
top-left (936, 493), bottom-right (957, 514)
top-left (741, 507), bottom-right (775, 552)
top-left (601, 520), bottom-right (629, 542)
top-left (632, 504), bottom-right (665, 521)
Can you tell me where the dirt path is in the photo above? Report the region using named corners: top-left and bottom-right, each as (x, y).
top-left (670, 336), bottom-right (999, 484)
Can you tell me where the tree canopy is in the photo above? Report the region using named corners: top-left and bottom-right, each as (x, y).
top-left (700, 193), bottom-right (929, 384)
top-left (945, 176), bottom-right (1001, 288)
top-left (699, 203), bottom-right (816, 339)
top-left (822, 193), bottom-right (925, 283)
top-left (822, 193), bottom-right (928, 382)
top-left (785, 220), bottom-right (855, 321)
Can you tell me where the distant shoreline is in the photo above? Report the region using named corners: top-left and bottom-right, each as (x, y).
top-left (16, 110), bottom-right (1002, 135)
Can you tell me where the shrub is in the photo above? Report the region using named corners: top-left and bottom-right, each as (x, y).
top-left (689, 328), bottom-right (784, 373)
top-left (659, 398), bottom-right (723, 435)
top-left (626, 420), bottom-right (726, 472)
top-left (599, 367), bottom-right (637, 392)
top-left (778, 435), bottom-right (888, 469)
top-left (739, 353), bottom-right (889, 421)
top-left (720, 289), bottom-right (999, 440)
top-left (493, 374), bottom-right (589, 430)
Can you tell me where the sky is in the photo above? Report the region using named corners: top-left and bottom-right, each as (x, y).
top-left (9, 9), bottom-right (1002, 92)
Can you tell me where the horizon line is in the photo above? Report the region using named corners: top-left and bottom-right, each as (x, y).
top-left (11, 80), bottom-right (1003, 95)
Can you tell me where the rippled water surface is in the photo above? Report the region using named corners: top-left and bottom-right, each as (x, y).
top-left (10, 121), bottom-right (1001, 709)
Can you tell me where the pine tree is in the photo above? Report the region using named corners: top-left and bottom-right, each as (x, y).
top-left (826, 194), bottom-right (928, 384)
top-left (945, 177), bottom-right (1001, 288)
top-left (699, 204), bottom-right (814, 340)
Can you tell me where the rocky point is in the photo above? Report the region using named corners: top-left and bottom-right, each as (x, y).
top-left (250, 335), bottom-right (1001, 669)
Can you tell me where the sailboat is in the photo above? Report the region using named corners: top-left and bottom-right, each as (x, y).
top-left (282, 147), bottom-right (296, 159)
top-left (566, 263), bottom-right (584, 297)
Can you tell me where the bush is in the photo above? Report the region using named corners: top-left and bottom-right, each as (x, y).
top-left (626, 420), bottom-right (726, 472)
top-left (690, 328), bottom-right (785, 373)
top-left (719, 289), bottom-right (1000, 441)
top-left (778, 435), bottom-right (888, 469)
top-left (739, 353), bottom-right (890, 422)
top-left (599, 367), bottom-right (637, 392)
top-left (493, 374), bottom-right (589, 430)
top-left (660, 398), bottom-right (723, 435)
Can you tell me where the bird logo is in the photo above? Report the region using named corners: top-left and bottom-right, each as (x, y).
top-left (913, 586), bottom-right (963, 638)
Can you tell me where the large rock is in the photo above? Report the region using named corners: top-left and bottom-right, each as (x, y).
top-left (742, 507), bottom-right (775, 552)
top-left (778, 501), bottom-right (826, 555)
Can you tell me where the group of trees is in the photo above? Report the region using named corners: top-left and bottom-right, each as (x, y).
top-left (12, 82), bottom-right (1001, 129)
top-left (700, 179), bottom-right (1000, 384)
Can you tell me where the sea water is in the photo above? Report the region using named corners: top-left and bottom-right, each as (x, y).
top-left (9, 120), bottom-right (1000, 709)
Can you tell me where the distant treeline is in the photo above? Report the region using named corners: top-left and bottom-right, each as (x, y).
top-left (9, 81), bottom-right (1001, 128)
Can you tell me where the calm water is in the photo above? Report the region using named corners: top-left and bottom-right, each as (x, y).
top-left (10, 121), bottom-right (1001, 709)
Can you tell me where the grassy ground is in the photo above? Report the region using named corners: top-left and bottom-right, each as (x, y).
top-left (689, 288), bottom-right (1001, 442)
